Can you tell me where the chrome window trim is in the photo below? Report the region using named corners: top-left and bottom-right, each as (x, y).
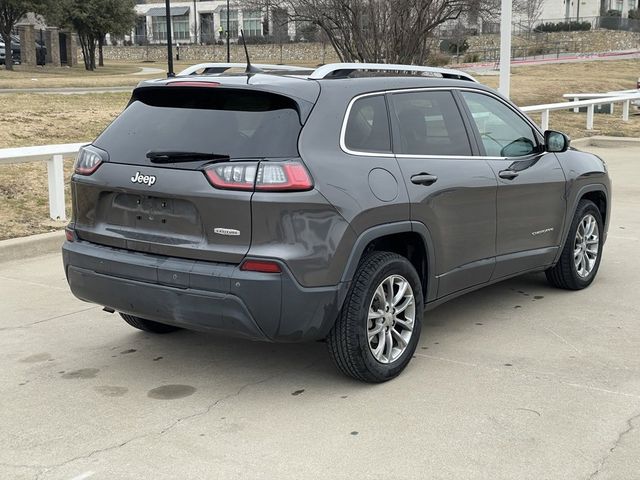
top-left (340, 91), bottom-right (395, 158)
top-left (339, 86), bottom-right (544, 160)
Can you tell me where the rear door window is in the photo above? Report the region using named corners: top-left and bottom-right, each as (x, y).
top-left (344, 94), bottom-right (392, 153)
top-left (94, 88), bottom-right (304, 165)
top-left (391, 90), bottom-right (472, 156)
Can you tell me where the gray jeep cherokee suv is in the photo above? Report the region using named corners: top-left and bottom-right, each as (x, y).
top-left (63, 62), bottom-right (611, 382)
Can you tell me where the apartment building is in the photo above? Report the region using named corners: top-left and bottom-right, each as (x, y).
top-left (133, 0), bottom-right (294, 44)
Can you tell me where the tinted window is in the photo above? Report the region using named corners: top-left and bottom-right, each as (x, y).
top-left (95, 88), bottom-right (303, 163)
top-left (344, 95), bottom-right (391, 153)
top-left (392, 91), bottom-right (471, 156)
top-left (461, 91), bottom-right (538, 157)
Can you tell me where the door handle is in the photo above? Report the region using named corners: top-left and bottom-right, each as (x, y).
top-left (411, 173), bottom-right (438, 186)
top-left (498, 169), bottom-right (519, 180)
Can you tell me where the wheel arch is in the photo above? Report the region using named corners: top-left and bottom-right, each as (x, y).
top-left (340, 221), bottom-right (438, 303)
top-left (553, 183), bottom-right (609, 265)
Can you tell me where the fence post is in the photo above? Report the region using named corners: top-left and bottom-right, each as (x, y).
top-left (623, 100), bottom-right (630, 121)
top-left (541, 110), bottom-right (550, 130)
top-left (46, 154), bottom-right (66, 221)
top-left (573, 98), bottom-right (579, 113)
top-left (586, 104), bottom-right (594, 130)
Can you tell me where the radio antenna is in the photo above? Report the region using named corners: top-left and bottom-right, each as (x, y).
top-left (240, 29), bottom-right (263, 74)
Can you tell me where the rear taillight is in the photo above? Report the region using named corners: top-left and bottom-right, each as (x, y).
top-left (74, 146), bottom-right (107, 175)
top-left (65, 226), bottom-right (75, 242)
top-left (204, 162), bottom-right (257, 190)
top-left (204, 160), bottom-right (313, 192)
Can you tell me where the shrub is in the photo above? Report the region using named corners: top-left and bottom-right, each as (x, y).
top-left (427, 51), bottom-right (451, 66)
top-left (527, 45), bottom-right (549, 56)
top-left (463, 52), bottom-right (481, 63)
top-left (439, 38), bottom-right (469, 55)
top-left (534, 21), bottom-right (591, 32)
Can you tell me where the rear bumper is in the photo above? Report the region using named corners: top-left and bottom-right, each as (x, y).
top-left (62, 240), bottom-right (344, 342)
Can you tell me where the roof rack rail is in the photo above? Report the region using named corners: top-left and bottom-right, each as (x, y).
top-left (308, 63), bottom-right (477, 82)
top-left (177, 63), bottom-right (314, 76)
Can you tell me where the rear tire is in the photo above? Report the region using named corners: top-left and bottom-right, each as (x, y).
top-left (546, 199), bottom-right (604, 290)
top-left (327, 251), bottom-right (423, 383)
top-left (120, 313), bottom-right (180, 334)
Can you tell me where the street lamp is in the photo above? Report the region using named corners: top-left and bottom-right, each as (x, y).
top-left (165, 0), bottom-right (175, 77)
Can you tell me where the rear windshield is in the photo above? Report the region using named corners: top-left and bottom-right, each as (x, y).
top-left (95, 88), bottom-right (303, 160)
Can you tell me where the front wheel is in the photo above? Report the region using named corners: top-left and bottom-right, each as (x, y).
top-left (546, 199), bottom-right (604, 290)
top-left (327, 251), bottom-right (423, 383)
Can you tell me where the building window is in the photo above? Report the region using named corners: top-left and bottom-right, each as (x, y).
top-left (243, 10), bottom-right (262, 37)
top-left (172, 14), bottom-right (190, 41)
top-left (220, 9), bottom-right (239, 39)
top-left (152, 16), bottom-right (168, 41)
top-left (151, 14), bottom-right (190, 42)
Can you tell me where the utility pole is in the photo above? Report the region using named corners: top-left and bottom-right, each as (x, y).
top-left (165, 0), bottom-right (175, 76)
top-left (498, 0), bottom-right (512, 98)
top-left (193, 0), bottom-right (197, 44)
top-left (226, 0), bottom-right (230, 62)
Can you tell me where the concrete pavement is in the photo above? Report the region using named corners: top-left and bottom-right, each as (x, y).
top-left (1, 145), bottom-right (639, 480)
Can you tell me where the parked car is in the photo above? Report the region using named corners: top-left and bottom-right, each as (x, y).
top-left (62, 62), bottom-right (611, 382)
top-left (0, 36), bottom-right (46, 65)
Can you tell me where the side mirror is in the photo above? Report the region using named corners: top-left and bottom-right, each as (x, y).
top-left (544, 130), bottom-right (570, 153)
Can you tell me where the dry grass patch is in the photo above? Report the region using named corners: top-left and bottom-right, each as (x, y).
top-left (0, 93), bottom-right (129, 148)
top-left (0, 93), bottom-right (129, 240)
top-left (0, 159), bottom-right (74, 240)
top-left (475, 59), bottom-right (640, 106)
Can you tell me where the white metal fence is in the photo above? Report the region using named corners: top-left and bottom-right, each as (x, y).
top-left (521, 92), bottom-right (640, 130)
top-left (0, 92), bottom-right (638, 223)
top-left (0, 143), bottom-right (86, 222)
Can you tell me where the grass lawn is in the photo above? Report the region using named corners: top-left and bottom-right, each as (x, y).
top-left (0, 59), bottom-right (638, 240)
top-left (0, 63), bottom-right (160, 89)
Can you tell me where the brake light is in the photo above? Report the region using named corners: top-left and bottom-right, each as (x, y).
top-left (74, 146), bottom-right (107, 175)
top-left (65, 227), bottom-right (75, 242)
top-left (203, 161), bottom-right (313, 192)
top-left (240, 260), bottom-right (282, 273)
top-left (168, 81), bottom-right (221, 87)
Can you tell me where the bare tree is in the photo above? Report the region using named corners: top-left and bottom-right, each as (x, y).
top-left (514, 0), bottom-right (546, 33)
top-left (249, 0), bottom-right (498, 64)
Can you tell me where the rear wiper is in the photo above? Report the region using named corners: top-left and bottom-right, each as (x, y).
top-left (146, 151), bottom-right (230, 163)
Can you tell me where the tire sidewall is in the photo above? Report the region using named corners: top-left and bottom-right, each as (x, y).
top-left (566, 202), bottom-right (604, 288)
top-left (354, 255), bottom-right (424, 381)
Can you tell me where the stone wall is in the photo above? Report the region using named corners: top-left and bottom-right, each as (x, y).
top-left (100, 42), bottom-right (340, 65)
top-left (467, 30), bottom-right (640, 54)
top-left (98, 30), bottom-right (639, 66)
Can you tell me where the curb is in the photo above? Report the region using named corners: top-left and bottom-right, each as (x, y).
top-left (0, 230), bottom-right (65, 264)
top-left (572, 135), bottom-right (640, 149)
